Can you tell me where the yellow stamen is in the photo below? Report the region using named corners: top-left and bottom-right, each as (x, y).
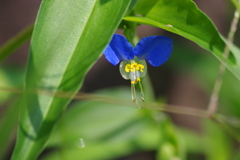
top-left (138, 64), bottom-right (144, 72)
top-left (131, 81), bottom-right (136, 84)
top-left (124, 63), bottom-right (144, 73)
top-left (131, 78), bottom-right (141, 84)
top-left (125, 64), bottom-right (131, 72)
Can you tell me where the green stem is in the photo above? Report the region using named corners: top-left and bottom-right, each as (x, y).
top-left (122, 20), bottom-right (138, 46)
top-left (138, 81), bottom-right (145, 101)
top-left (207, 2), bottom-right (240, 117)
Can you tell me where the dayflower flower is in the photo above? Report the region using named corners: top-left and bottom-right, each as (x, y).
top-left (103, 34), bottom-right (173, 105)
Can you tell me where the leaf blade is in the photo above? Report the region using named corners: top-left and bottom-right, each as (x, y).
top-left (11, 0), bottom-right (130, 159)
top-left (124, 0), bottom-right (240, 80)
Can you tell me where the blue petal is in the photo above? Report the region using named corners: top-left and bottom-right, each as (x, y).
top-left (103, 34), bottom-right (134, 66)
top-left (134, 36), bottom-right (173, 67)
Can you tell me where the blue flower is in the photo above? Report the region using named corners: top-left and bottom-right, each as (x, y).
top-left (103, 34), bottom-right (173, 85)
top-left (103, 34), bottom-right (172, 104)
top-left (103, 34), bottom-right (173, 67)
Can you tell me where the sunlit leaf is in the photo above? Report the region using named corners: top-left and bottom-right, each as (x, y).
top-left (11, 0), bottom-right (131, 159)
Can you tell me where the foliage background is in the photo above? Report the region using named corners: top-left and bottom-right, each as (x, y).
top-left (0, 0), bottom-right (240, 160)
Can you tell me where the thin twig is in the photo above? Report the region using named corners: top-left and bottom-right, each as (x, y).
top-left (3, 85), bottom-right (240, 142)
top-left (0, 86), bottom-right (218, 118)
top-left (207, 3), bottom-right (240, 118)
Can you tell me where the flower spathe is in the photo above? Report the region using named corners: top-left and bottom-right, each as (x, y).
top-left (103, 34), bottom-right (173, 105)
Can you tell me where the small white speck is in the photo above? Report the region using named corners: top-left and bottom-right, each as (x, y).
top-left (166, 24), bottom-right (173, 27)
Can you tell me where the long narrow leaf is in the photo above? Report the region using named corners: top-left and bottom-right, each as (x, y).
top-left (0, 25), bottom-right (33, 62)
top-left (125, 0), bottom-right (240, 80)
top-left (11, 0), bottom-right (130, 159)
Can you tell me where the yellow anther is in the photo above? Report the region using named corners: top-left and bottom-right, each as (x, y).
top-left (131, 81), bottom-right (136, 84)
top-left (132, 62), bottom-right (138, 67)
top-left (131, 78), bottom-right (141, 84)
top-left (125, 63), bottom-right (145, 73)
top-left (138, 64), bottom-right (144, 72)
top-left (125, 64), bottom-right (131, 72)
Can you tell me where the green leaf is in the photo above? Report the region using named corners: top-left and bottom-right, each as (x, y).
top-left (48, 88), bottom-right (147, 147)
top-left (156, 115), bottom-right (186, 160)
top-left (231, 149), bottom-right (240, 160)
top-left (231, 0), bottom-right (240, 11)
top-left (177, 128), bottom-right (203, 154)
top-left (202, 120), bottom-right (232, 160)
top-left (134, 0), bottom-right (158, 16)
top-left (0, 25), bottom-right (33, 62)
top-left (11, 0), bottom-right (130, 159)
top-left (41, 88), bottom-right (162, 160)
top-left (0, 98), bottom-right (20, 160)
top-left (42, 88), bottom-right (152, 160)
top-left (124, 0), bottom-right (240, 80)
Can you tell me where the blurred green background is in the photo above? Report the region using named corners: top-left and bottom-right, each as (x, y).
top-left (1, 0), bottom-right (240, 160)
